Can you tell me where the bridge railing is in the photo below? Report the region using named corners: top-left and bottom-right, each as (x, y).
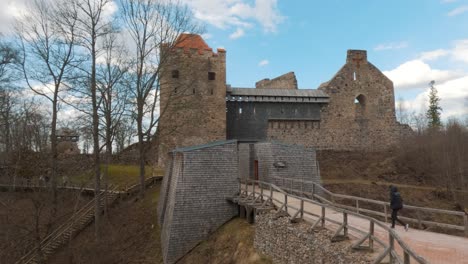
top-left (239, 179), bottom-right (428, 264)
top-left (266, 176), bottom-right (468, 237)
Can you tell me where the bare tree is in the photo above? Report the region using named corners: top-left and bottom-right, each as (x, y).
top-left (396, 97), bottom-right (410, 125)
top-left (16, 0), bottom-right (80, 205)
top-left (72, 0), bottom-right (115, 240)
top-left (0, 90), bottom-right (15, 155)
top-left (97, 32), bottom-right (129, 212)
top-left (114, 116), bottom-right (135, 153)
top-left (120, 0), bottom-right (202, 196)
top-left (0, 37), bottom-right (18, 84)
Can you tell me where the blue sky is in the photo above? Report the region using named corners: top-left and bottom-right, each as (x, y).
top-left (185, 0), bottom-right (468, 120)
top-left (1, 0), bottom-right (467, 120)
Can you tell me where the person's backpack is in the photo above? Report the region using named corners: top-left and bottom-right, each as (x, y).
top-left (393, 192), bottom-right (403, 209)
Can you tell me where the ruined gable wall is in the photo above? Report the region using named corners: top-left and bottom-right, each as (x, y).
top-left (268, 50), bottom-right (410, 150)
top-left (157, 46), bottom-right (227, 167)
top-left (255, 72), bottom-right (298, 89)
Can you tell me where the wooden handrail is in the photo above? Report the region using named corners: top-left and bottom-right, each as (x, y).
top-left (268, 176), bottom-right (467, 233)
top-left (240, 179), bottom-right (428, 264)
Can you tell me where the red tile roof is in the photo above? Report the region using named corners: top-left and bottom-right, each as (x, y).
top-left (175, 33), bottom-right (210, 50)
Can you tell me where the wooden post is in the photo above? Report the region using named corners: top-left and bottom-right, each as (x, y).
top-left (404, 251), bottom-right (410, 264)
top-left (285, 193), bottom-right (288, 214)
top-left (270, 185), bottom-right (273, 201)
top-left (253, 183), bottom-right (256, 200)
top-left (369, 220), bottom-right (374, 250)
top-left (300, 199), bottom-right (304, 219)
top-left (389, 235), bottom-right (395, 264)
top-left (464, 214), bottom-right (468, 237)
top-left (417, 210), bottom-right (423, 229)
top-left (301, 180), bottom-right (304, 197)
top-left (321, 206), bottom-right (325, 227)
top-left (312, 184), bottom-right (316, 201)
top-left (343, 212), bottom-right (348, 237)
top-left (260, 185), bottom-right (264, 201)
top-left (384, 204), bottom-right (388, 223)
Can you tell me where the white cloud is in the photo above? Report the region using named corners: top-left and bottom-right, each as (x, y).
top-left (384, 60), bottom-right (463, 90)
top-left (447, 5), bottom-right (468, 16)
top-left (419, 49), bottom-right (450, 61)
top-left (258, 59), bottom-right (269, 67)
top-left (452, 39), bottom-right (468, 63)
top-left (0, 0), bottom-right (118, 34)
top-left (0, 0), bottom-right (29, 33)
top-left (374, 42), bottom-right (408, 51)
top-left (201, 33), bottom-right (212, 40)
top-left (400, 77), bottom-right (468, 120)
top-left (389, 40), bottom-right (468, 120)
top-left (229, 28), bottom-right (244, 39)
top-left (185, 0), bottom-right (284, 34)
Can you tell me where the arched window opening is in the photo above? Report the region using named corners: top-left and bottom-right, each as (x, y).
top-left (353, 72), bottom-right (357, 81)
top-left (355, 94), bottom-right (366, 118)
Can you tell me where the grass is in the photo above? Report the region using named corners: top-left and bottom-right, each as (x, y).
top-left (179, 218), bottom-right (272, 264)
top-left (70, 164), bottom-right (164, 188)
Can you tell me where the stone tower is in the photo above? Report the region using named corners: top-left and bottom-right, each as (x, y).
top-left (157, 34), bottom-right (227, 166)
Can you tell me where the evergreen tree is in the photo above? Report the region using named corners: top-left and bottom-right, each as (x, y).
top-left (426, 80), bottom-right (443, 129)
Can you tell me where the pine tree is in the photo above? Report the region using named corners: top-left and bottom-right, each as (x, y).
top-left (426, 80), bottom-right (443, 129)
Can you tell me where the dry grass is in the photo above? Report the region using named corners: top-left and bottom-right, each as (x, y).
top-left (179, 218), bottom-right (272, 264)
top-left (70, 164), bottom-right (164, 187)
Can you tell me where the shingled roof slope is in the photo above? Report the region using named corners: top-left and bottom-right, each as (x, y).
top-left (175, 33), bottom-right (210, 50)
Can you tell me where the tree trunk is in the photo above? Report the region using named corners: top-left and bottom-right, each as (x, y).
top-left (91, 36), bottom-right (101, 241)
top-left (137, 104), bottom-right (145, 197)
top-left (104, 93), bottom-right (112, 216)
top-left (48, 90), bottom-right (59, 229)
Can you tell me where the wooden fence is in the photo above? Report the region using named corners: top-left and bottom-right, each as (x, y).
top-left (240, 179), bottom-right (429, 264)
top-left (268, 176), bottom-right (468, 237)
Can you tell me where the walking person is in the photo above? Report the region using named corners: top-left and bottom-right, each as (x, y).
top-left (390, 185), bottom-right (409, 231)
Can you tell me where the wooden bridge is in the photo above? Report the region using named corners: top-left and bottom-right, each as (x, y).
top-left (236, 178), bottom-right (468, 264)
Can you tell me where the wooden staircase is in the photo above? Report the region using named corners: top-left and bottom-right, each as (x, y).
top-left (16, 189), bottom-right (120, 264)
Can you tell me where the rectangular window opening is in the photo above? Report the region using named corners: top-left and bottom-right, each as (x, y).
top-left (172, 70), bottom-right (179, 78)
top-left (208, 72), bottom-right (216, 80)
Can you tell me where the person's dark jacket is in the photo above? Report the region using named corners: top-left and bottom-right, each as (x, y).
top-left (390, 186), bottom-right (403, 210)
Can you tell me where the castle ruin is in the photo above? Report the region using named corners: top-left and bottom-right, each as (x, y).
top-left (156, 34), bottom-right (411, 166)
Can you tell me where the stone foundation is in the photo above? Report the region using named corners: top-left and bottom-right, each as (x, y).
top-left (254, 212), bottom-right (371, 264)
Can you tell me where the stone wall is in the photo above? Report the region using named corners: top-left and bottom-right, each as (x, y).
top-left (157, 34), bottom-right (227, 168)
top-left (158, 140), bottom-right (239, 264)
top-left (255, 72), bottom-right (298, 89)
top-left (254, 212), bottom-right (371, 264)
top-left (268, 50), bottom-right (412, 150)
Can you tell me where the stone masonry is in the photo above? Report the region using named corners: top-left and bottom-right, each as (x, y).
top-left (267, 50), bottom-right (412, 150)
top-left (255, 72), bottom-right (298, 89)
top-left (156, 34), bottom-right (412, 165)
top-left (157, 34), bottom-right (227, 167)
top-left (254, 212), bottom-right (371, 264)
